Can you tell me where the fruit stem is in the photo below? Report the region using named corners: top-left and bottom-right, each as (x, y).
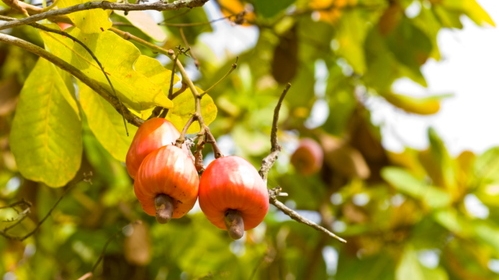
top-left (154, 194), bottom-right (174, 224)
top-left (224, 209), bottom-right (244, 240)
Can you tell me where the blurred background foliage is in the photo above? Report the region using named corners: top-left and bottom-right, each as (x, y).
top-left (1, 0), bottom-right (498, 279)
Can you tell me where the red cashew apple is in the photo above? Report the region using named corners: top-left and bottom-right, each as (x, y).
top-left (134, 145), bottom-right (199, 223)
top-left (199, 156), bottom-right (269, 239)
top-left (290, 138), bottom-right (323, 176)
top-left (126, 118), bottom-right (185, 179)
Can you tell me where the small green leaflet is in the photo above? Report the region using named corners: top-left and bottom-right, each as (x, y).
top-left (10, 58), bottom-right (82, 187)
top-left (40, 27), bottom-right (173, 111)
top-left (166, 87), bottom-right (218, 134)
top-left (396, 245), bottom-right (424, 280)
top-left (381, 167), bottom-right (451, 209)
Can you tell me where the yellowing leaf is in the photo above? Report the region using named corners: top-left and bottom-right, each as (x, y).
top-left (336, 10), bottom-right (368, 74)
top-left (134, 55), bottom-right (180, 95)
top-left (271, 25), bottom-right (298, 83)
top-left (378, 3), bottom-right (403, 35)
top-left (310, 0), bottom-right (357, 25)
top-left (58, 0), bottom-right (112, 33)
top-left (41, 28), bottom-right (173, 111)
top-left (463, 0), bottom-right (495, 26)
top-left (396, 245), bottom-right (425, 280)
top-left (166, 88), bottom-right (217, 134)
top-left (217, 0), bottom-right (256, 26)
top-left (114, 11), bottom-right (167, 41)
top-left (380, 92), bottom-right (450, 115)
top-left (79, 82), bottom-right (138, 162)
top-left (10, 58), bottom-right (82, 187)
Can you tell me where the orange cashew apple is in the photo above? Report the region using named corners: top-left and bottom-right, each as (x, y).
top-left (199, 156), bottom-right (269, 239)
top-left (125, 118), bottom-right (182, 179)
top-left (134, 145), bottom-right (199, 223)
top-left (290, 138), bottom-right (323, 176)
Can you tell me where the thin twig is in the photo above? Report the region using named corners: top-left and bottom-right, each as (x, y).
top-left (0, 184), bottom-right (76, 241)
top-left (258, 84), bottom-right (346, 243)
top-left (159, 13), bottom-right (234, 27)
top-left (170, 82), bottom-right (188, 100)
top-left (179, 28), bottom-right (199, 68)
top-left (269, 188), bottom-right (346, 243)
top-left (0, 199), bottom-right (31, 210)
top-left (91, 226), bottom-right (123, 274)
top-left (168, 55), bottom-right (179, 99)
top-left (176, 113), bottom-right (198, 146)
top-left (258, 83), bottom-right (291, 180)
top-left (194, 133), bottom-right (206, 173)
top-left (200, 57), bottom-right (238, 97)
top-left (204, 126), bottom-right (222, 158)
top-left (0, 0), bottom-right (209, 31)
top-left (2, 213), bottom-right (28, 232)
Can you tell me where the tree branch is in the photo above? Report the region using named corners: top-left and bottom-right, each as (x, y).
top-left (0, 184), bottom-right (76, 241)
top-left (259, 83), bottom-right (290, 181)
top-left (0, 32), bottom-right (144, 127)
top-left (0, 0), bottom-right (209, 30)
top-left (259, 84), bottom-right (347, 243)
top-left (269, 188), bottom-right (346, 243)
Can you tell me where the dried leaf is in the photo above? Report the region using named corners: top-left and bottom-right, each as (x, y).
top-left (271, 25), bottom-right (298, 84)
top-left (124, 221), bottom-right (152, 266)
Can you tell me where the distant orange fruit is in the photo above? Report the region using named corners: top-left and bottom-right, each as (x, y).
top-left (291, 138), bottom-right (324, 176)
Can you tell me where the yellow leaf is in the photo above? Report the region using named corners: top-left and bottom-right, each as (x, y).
top-left (10, 59), bottom-right (82, 187)
top-left (58, 0), bottom-right (112, 33)
top-left (217, 0), bottom-right (256, 26)
top-left (463, 0), bottom-right (495, 26)
top-left (310, 0), bottom-right (357, 25)
top-left (41, 27), bottom-right (173, 111)
top-left (380, 92), bottom-right (447, 115)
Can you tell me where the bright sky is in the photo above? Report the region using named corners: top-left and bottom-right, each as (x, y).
top-left (374, 0), bottom-right (499, 155)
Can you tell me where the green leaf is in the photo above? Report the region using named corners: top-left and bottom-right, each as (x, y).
top-left (252, 0), bottom-right (294, 18)
top-left (79, 82), bottom-right (138, 162)
top-left (386, 17), bottom-right (432, 81)
top-left (413, 6), bottom-right (443, 60)
top-left (427, 127), bottom-right (457, 191)
top-left (396, 245), bottom-right (424, 280)
top-left (474, 147), bottom-right (499, 184)
top-left (433, 6), bottom-right (464, 29)
top-left (324, 65), bottom-right (356, 134)
top-left (336, 251), bottom-right (395, 280)
top-left (10, 58), bottom-right (82, 187)
top-left (381, 167), bottom-right (451, 209)
top-left (166, 88), bottom-right (217, 134)
top-left (473, 221), bottom-right (499, 252)
top-left (336, 10), bottom-right (368, 74)
top-left (40, 27), bottom-right (173, 111)
top-left (57, 0), bottom-right (112, 33)
top-left (432, 208), bottom-right (466, 234)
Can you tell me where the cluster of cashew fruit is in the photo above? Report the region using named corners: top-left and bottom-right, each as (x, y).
top-left (125, 118), bottom-right (269, 240)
